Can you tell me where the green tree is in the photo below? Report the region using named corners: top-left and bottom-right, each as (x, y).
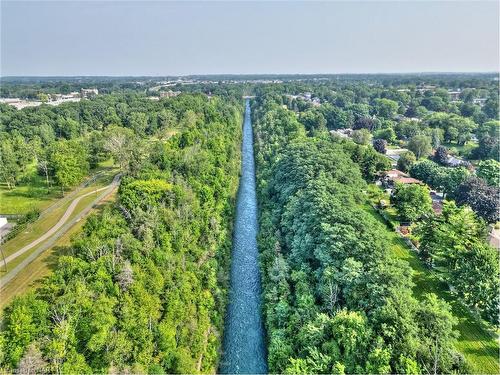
top-left (397, 151), bottom-right (416, 173)
top-left (391, 183), bottom-right (433, 222)
top-left (416, 294), bottom-right (459, 374)
top-left (373, 98), bottom-right (399, 118)
top-left (407, 135), bottom-right (432, 159)
top-left (352, 129), bottom-right (372, 145)
top-left (0, 139), bottom-right (20, 189)
top-left (49, 140), bottom-right (90, 194)
top-left (373, 127), bottom-right (396, 143)
top-left (476, 159), bottom-right (500, 186)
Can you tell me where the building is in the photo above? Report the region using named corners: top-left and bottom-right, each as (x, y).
top-left (448, 90), bottom-right (461, 102)
top-left (81, 88), bottom-right (99, 98)
top-left (329, 128), bottom-right (353, 139)
top-left (473, 98), bottom-right (487, 107)
top-left (446, 155), bottom-right (469, 168)
top-left (380, 169), bottom-right (423, 188)
top-left (159, 90), bottom-right (181, 98)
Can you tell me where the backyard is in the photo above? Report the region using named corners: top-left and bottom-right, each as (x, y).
top-left (363, 203), bottom-right (499, 374)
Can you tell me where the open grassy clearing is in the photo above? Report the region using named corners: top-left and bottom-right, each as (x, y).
top-left (363, 204), bottom-right (499, 374)
top-left (0, 164), bottom-right (60, 214)
top-left (0, 159), bottom-right (116, 215)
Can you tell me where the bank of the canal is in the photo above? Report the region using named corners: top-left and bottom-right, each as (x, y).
top-left (219, 100), bottom-right (267, 374)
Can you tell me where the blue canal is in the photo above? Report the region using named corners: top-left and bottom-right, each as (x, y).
top-left (220, 100), bottom-right (267, 374)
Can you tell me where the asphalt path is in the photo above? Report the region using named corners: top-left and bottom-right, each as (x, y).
top-left (0, 174), bottom-right (121, 287)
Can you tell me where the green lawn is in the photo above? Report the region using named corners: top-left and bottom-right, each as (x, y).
top-left (0, 165), bottom-right (60, 214)
top-left (364, 205), bottom-right (499, 374)
top-left (442, 142), bottom-right (478, 158)
top-left (0, 159), bottom-right (116, 215)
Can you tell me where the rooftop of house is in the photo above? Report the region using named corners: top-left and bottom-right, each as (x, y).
top-left (383, 169), bottom-right (408, 178)
top-left (393, 176), bottom-right (422, 184)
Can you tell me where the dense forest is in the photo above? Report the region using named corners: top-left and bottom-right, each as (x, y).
top-left (0, 94), bottom-right (243, 373)
top-left (252, 89), bottom-right (497, 374)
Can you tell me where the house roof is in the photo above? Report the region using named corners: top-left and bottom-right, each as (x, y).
top-left (384, 169), bottom-right (408, 178)
top-left (393, 177), bottom-right (422, 184)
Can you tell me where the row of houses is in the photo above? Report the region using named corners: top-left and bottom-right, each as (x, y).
top-left (378, 168), bottom-right (498, 248)
top-left (285, 92), bottom-right (321, 107)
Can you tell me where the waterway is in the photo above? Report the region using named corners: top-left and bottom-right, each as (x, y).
top-left (219, 100), bottom-right (267, 373)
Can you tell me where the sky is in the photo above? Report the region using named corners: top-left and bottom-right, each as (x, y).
top-left (1, 0), bottom-right (499, 76)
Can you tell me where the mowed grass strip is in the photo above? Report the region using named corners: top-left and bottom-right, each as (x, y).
top-left (0, 192), bottom-right (117, 312)
top-left (1, 168), bottom-right (119, 269)
top-left (364, 205), bottom-right (499, 374)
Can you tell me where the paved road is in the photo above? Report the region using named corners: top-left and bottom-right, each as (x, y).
top-left (0, 174), bottom-right (121, 287)
top-left (4, 185), bottom-right (111, 265)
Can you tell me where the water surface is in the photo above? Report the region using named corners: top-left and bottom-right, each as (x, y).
top-left (220, 100), bottom-right (267, 374)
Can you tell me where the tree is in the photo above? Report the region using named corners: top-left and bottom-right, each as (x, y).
top-left (453, 242), bottom-right (499, 324)
top-left (37, 93), bottom-right (49, 103)
top-left (353, 116), bottom-right (375, 131)
top-left (433, 146), bottom-right (448, 165)
top-left (352, 129), bottom-right (372, 145)
top-left (455, 177), bottom-right (499, 223)
top-left (103, 126), bottom-right (136, 170)
top-left (49, 139), bottom-right (89, 194)
top-left (300, 109), bottom-right (327, 134)
top-left (17, 343), bottom-right (47, 375)
top-left (408, 135), bottom-right (432, 159)
top-left (391, 183), bottom-right (433, 222)
top-left (0, 139), bottom-right (20, 189)
top-left (373, 139), bottom-right (387, 154)
top-left (373, 128), bottom-right (396, 143)
top-left (397, 151), bottom-right (416, 173)
top-left (373, 98), bottom-right (399, 118)
top-left (476, 160), bottom-right (500, 186)
top-left (127, 112), bottom-right (148, 135)
top-left (416, 294), bottom-right (459, 374)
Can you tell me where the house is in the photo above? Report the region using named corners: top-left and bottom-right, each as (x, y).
top-left (448, 90), bottom-right (461, 102)
top-left (488, 227), bottom-right (500, 249)
top-left (0, 98), bottom-right (21, 104)
top-left (0, 217), bottom-right (12, 241)
top-left (159, 90), bottom-right (181, 98)
top-left (81, 88), bottom-right (99, 98)
top-left (380, 169), bottom-right (423, 188)
top-left (473, 98), bottom-right (487, 107)
top-left (329, 128), bottom-right (353, 139)
top-left (447, 155), bottom-right (468, 167)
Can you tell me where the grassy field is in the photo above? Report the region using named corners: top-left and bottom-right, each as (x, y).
top-left (364, 205), bottom-right (499, 374)
top-left (0, 159), bottom-right (115, 215)
top-left (0, 164), bottom-right (60, 214)
top-left (442, 141), bottom-right (478, 158)
top-left (0, 191), bottom-right (117, 311)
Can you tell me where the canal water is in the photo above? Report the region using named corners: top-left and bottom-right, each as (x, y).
top-left (220, 100), bottom-right (267, 373)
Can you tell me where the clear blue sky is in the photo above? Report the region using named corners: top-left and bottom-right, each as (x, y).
top-left (1, 1), bottom-right (498, 76)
